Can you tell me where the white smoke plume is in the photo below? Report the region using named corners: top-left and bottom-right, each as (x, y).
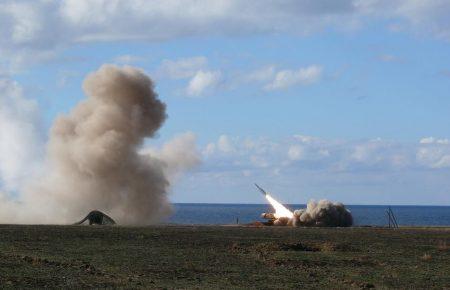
top-left (267, 199), bottom-right (353, 227)
top-left (0, 64), bottom-right (199, 225)
top-left (292, 199), bottom-right (353, 227)
top-left (142, 132), bottom-right (200, 182)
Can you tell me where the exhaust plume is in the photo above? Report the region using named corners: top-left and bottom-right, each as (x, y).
top-left (0, 64), bottom-right (199, 225)
top-left (292, 199), bottom-right (353, 227)
top-left (265, 194), bottom-right (293, 219)
top-left (259, 187), bottom-right (352, 227)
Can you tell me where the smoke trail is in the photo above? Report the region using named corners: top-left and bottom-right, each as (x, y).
top-left (0, 64), bottom-right (199, 225)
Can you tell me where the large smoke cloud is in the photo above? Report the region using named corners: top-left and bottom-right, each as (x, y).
top-left (292, 199), bottom-right (353, 227)
top-left (268, 199), bottom-right (353, 227)
top-left (0, 64), bottom-right (199, 225)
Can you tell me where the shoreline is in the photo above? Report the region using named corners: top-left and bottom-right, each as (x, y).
top-left (1, 223), bottom-right (449, 229)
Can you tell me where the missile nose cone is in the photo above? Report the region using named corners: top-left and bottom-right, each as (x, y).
top-left (255, 183), bottom-right (267, 195)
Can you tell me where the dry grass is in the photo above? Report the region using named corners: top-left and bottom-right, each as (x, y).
top-left (437, 240), bottom-right (448, 251)
top-left (421, 253), bottom-right (432, 261)
top-left (0, 225), bottom-right (448, 289)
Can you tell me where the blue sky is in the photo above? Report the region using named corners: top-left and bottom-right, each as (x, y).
top-left (1, 1), bottom-right (450, 205)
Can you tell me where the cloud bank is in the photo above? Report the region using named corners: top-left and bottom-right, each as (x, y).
top-left (203, 134), bottom-right (450, 173)
top-left (2, 1), bottom-right (450, 70)
top-left (190, 134), bottom-right (450, 204)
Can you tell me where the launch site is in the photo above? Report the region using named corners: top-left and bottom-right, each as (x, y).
top-left (0, 1), bottom-right (450, 289)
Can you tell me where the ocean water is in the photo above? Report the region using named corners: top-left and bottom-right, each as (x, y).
top-left (167, 204), bottom-right (450, 226)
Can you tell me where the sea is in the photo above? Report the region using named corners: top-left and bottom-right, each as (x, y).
top-left (167, 204), bottom-right (450, 226)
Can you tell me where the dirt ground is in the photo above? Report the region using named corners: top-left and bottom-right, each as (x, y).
top-left (0, 224), bottom-right (448, 289)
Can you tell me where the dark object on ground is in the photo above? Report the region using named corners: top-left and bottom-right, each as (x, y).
top-left (0, 225), bottom-right (448, 288)
top-left (74, 210), bottom-right (116, 225)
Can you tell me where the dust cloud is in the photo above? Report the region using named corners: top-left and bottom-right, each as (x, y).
top-left (0, 65), bottom-right (199, 225)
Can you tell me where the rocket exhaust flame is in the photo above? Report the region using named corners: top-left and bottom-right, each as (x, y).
top-left (255, 184), bottom-right (293, 219)
top-left (265, 194), bottom-right (293, 219)
top-left (256, 183), bottom-right (353, 227)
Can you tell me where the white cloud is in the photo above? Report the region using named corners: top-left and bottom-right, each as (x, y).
top-left (217, 135), bottom-right (234, 153)
top-left (417, 137), bottom-right (450, 168)
top-left (288, 145), bottom-right (305, 161)
top-left (204, 136), bottom-right (278, 161)
top-left (2, 1), bottom-right (450, 70)
top-left (57, 69), bottom-right (79, 87)
top-left (419, 137), bottom-right (435, 144)
top-left (419, 137), bottom-right (450, 145)
top-left (142, 132), bottom-right (201, 181)
top-left (242, 169), bottom-right (252, 177)
top-left (243, 65), bottom-right (322, 91)
top-left (393, 0), bottom-right (450, 40)
top-left (4, 2), bottom-right (45, 44)
top-left (0, 79), bottom-right (43, 191)
top-left (293, 134), bottom-right (319, 144)
top-left (186, 70), bottom-right (221, 96)
top-left (159, 56), bottom-right (208, 79)
top-left (417, 147), bottom-right (450, 169)
top-left (113, 54), bottom-right (144, 64)
top-left (200, 134), bottom-right (450, 176)
top-left (203, 143), bottom-right (216, 157)
top-left (264, 65), bottom-right (322, 90)
top-left (156, 56), bottom-right (223, 97)
top-left (245, 66), bottom-right (275, 82)
top-left (186, 133), bottom-right (450, 204)
top-left (378, 54), bottom-right (403, 63)
top-left (250, 155), bottom-right (269, 168)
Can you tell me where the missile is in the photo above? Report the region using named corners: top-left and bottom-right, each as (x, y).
top-left (255, 183), bottom-right (267, 196)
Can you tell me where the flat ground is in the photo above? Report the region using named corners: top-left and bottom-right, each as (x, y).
top-left (0, 225), bottom-right (448, 289)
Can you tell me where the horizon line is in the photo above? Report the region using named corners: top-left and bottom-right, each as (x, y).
top-left (171, 202), bottom-right (450, 207)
